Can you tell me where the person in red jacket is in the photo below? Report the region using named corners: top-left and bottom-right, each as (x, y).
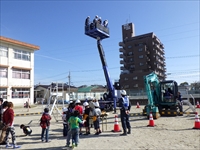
top-left (40, 108), bottom-right (51, 142)
top-left (3, 102), bottom-right (21, 149)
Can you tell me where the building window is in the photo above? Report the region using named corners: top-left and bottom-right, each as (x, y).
top-left (138, 48), bottom-right (143, 52)
top-left (129, 58), bottom-right (133, 62)
top-left (139, 63), bottom-right (144, 66)
top-left (134, 84), bottom-right (138, 87)
top-left (139, 55), bottom-right (143, 58)
top-left (133, 76), bottom-right (138, 80)
top-left (124, 85), bottom-right (129, 88)
top-left (13, 49), bottom-right (31, 61)
top-left (139, 43), bottom-right (143, 46)
top-left (12, 88), bottom-right (30, 99)
top-left (130, 65), bottom-right (135, 69)
top-left (12, 68), bottom-right (30, 79)
top-left (0, 46), bottom-right (8, 57)
top-left (128, 45), bottom-right (132, 49)
top-left (0, 67), bottom-right (8, 78)
top-left (124, 78), bottom-right (128, 81)
top-left (128, 51), bottom-right (133, 56)
top-left (0, 88), bottom-right (7, 99)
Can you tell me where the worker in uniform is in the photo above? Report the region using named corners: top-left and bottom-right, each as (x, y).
top-left (118, 90), bottom-right (131, 136)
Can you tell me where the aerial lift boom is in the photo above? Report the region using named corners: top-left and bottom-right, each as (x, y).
top-left (84, 16), bottom-right (117, 112)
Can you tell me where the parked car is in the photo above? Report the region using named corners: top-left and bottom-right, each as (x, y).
top-left (57, 100), bottom-right (69, 104)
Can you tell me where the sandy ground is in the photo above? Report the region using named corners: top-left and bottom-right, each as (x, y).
top-left (0, 105), bottom-right (199, 150)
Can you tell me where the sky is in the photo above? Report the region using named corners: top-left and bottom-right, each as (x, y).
top-left (1, 0), bottom-right (199, 87)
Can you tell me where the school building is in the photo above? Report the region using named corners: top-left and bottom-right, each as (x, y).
top-left (0, 36), bottom-right (39, 106)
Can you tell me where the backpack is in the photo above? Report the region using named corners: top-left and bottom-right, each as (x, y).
top-left (40, 113), bottom-right (51, 128)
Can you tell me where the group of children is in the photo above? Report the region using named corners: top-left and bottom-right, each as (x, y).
top-left (61, 99), bottom-right (102, 148)
top-left (0, 98), bottom-right (102, 149)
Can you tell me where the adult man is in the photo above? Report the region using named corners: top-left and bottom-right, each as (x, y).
top-left (118, 90), bottom-right (131, 136)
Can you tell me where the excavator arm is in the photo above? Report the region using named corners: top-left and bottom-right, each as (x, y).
top-left (144, 72), bottom-right (161, 118)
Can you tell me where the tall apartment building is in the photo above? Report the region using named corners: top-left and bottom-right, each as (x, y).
top-left (0, 36), bottom-right (39, 105)
top-left (119, 23), bottom-right (166, 93)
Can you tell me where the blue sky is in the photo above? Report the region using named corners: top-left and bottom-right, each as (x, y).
top-left (1, 1), bottom-right (199, 86)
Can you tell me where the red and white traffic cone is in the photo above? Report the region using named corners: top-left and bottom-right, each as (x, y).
top-left (193, 112), bottom-right (200, 129)
top-left (136, 102), bottom-right (140, 108)
top-left (147, 112), bottom-right (155, 127)
top-left (196, 101), bottom-right (200, 108)
top-left (112, 115), bottom-right (121, 132)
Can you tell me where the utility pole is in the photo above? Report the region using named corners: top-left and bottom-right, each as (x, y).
top-left (68, 71), bottom-right (71, 100)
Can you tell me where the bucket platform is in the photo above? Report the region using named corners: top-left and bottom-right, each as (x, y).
top-left (85, 23), bottom-right (109, 40)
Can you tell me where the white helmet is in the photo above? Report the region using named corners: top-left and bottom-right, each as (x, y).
top-left (120, 90), bottom-right (127, 96)
top-left (62, 107), bottom-right (68, 112)
top-left (83, 102), bottom-right (89, 107)
top-left (75, 99), bottom-right (81, 104)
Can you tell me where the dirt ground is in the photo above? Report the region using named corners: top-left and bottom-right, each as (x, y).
top-left (0, 105), bottom-right (199, 150)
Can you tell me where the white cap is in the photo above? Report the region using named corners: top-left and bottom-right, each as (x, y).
top-left (62, 107), bottom-right (68, 112)
top-left (75, 99), bottom-right (81, 104)
top-left (83, 102), bottom-right (89, 107)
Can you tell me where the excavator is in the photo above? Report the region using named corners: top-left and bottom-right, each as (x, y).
top-left (84, 16), bottom-right (117, 113)
top-left (143, 72), bottom-right (180, 119)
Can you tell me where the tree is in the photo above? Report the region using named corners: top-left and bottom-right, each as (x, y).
top-left (179, 82), bottom-right (189, 86)
top-left (191, 81), bottom-right (200, 91)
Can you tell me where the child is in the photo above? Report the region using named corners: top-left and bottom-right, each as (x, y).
top-left (93, 103), bottom-right (101, 135)
top-left (40, 108), bottom-right (51, 142)
top-left (3, 102), bottom-right (21, 149)
top-left (83, 102), bottom-right (90, 135)
top-left (62, 107), bottom-right (68, 137)
top-left (20, 124), bottom-right (32, 136)
top-left (66, 110), bottom-right (85, 148)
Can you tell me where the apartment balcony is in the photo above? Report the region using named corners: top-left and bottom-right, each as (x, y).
top-left (120, 66), bottom-right (126, 70)
top-left (120, 54), bottom-right (126, 59)
top-left (119, 42), bottom-right (125, 47)
top-left (120, 60), bottom-right (126, 65)
top-left (119, 48), bottom-right (125, 53)
top-left (154, 37), bottom-right (160, 44)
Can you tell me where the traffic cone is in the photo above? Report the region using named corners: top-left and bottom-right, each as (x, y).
top-left (193, 112), bottom-right (200, 129)
top-left (196, 101), bottom-right (200, 108)
top-left (112, 115), bottom-right (121, 132)
top-left (136, 102), bottom-right (140, 108)
top-left (147, 112), bottom-right (155, 127)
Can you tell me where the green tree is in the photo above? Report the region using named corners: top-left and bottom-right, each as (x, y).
top-left (179, 82), bottom-right (189, 86)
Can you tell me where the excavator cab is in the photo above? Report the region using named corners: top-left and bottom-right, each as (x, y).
top-left (158, 80), bottom-right (178, 111)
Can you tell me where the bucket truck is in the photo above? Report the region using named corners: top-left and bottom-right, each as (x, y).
top-left (84, 16), bottom-right (117, 112)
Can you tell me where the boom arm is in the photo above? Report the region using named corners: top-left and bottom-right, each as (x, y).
top-left (97, 39), bottom-right (117, 111)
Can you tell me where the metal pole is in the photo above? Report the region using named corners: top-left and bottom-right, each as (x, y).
top-left (68, 71), bottom-right (71, 100)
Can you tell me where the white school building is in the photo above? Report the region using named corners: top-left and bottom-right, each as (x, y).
top-left (0, 36), bottom-right (39, 106)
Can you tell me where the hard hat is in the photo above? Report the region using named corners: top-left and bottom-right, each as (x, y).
top-left (120, 90), bottom-right (127, 96)
top-left (83, 102), bottom-right (89, 107)
top-left (75, 99), bottom-right (81, 104)
top-left (95, 15), bottom-right (98, 18)
top-left (69, 100), bottom-right (73, 104)
top-left (62, 107), bottom-right (68, 112)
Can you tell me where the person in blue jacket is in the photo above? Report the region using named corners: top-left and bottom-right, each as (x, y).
top-left (118, 90), bottom-right (131, 136)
